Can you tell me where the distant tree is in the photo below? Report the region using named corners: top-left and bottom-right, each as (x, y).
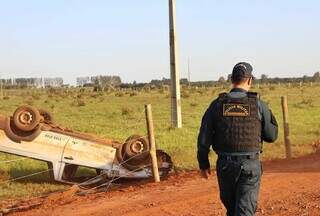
top-left (313, 72), bottom-right (320, 82)
top-left (302, 75), bottom-right (309, 83)
top-left (218, 76), bottom-right (226, 83)
top-left (180, 78), bottom-right (189, 85)
top-left (260, 74), bottom-right (268, 84)
top-left (227, 74), bottom-right (232, 82)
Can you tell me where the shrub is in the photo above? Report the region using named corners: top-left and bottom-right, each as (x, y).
top-left (197, 90), bottom-right (205, 95)
top-left (0, 170), bottom-right (9, 182)
top-left (190, 102), bottom-right (198, 107)
top-left (129, 92), bottom-right (138, 97)
top-left (143, 87), bottom-right (151, 93)
top-left (93, 85), bottom-right (102, 92)
top-left (181, 91), bottom-right (190, 98)
top-left (312, 140), bottom-right (320, 153)
top-left (294, 98), bottom-right (314, 108)
top-left (269, 86), bottom-right (276, 91)
top-left (115, 92), bottom-right (124, 97)
top-left (121, 107), bottom-right (133, 116)
top-left (31, 93), bottom-right (41, 100)
top-left (24, 98), bottom-right (34, 106)
top-left (47, 88), bottom-right (57, 95)
top-left (71, 99), bottom-right (86, 107)
top-left (90, 93), bottom-right (99, 98)
top-left (158, 89), bottom-right (165, 94)
top-left (99, 97), bottom-right (104, 102)
top-left (300, 98), bottom-right (313, 106)
top-left (77, 99), bottom-right (86, 107)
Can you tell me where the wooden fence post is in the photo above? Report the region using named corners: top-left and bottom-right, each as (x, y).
top-left (145, 104), bottom-right (160, 182)
top-left (281, 96), bottom-right (292, 159)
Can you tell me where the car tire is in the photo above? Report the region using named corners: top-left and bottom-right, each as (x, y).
top-left (116, 135), bottom-right (151, 171)
top-left (124, 135), bottom-right (150, 158)
top-left (4, 117), bottom-right (41, 143)
top-left (39, 109), bottom-right (54, 123)
top-left (13, 105), bottom-right (41, 132)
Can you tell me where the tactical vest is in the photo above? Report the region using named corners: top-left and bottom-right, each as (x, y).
top-left (212, 92), bottom-right (262, 153)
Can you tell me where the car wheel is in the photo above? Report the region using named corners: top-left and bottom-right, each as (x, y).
top-left (124, 135), bottom-right (150, 158)
top-left (13, 105), bottom-right (41, 132)
top-left (117, 135), bottom-right (151, 171)
top-left (39, 109), bottom-right (54, 123)
top-left (4, 117), bottom-right (41, 143)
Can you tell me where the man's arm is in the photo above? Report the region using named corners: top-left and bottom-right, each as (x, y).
top-left (259, 100), bottom-right (278, 143)
top-left (197, 101), bottom-right (216, 170)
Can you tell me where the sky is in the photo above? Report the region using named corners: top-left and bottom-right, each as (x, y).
top-left (0, 0), bottom-right (319, 85)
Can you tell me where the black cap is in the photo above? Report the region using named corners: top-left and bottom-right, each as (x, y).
top-left (231, 62), bottom-right (254, 82)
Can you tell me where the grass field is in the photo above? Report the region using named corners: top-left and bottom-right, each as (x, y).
top-left (0, 84), bottom-right (320, 200)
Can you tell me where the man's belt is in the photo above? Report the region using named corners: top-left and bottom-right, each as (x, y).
top-left (218, 153), bottom-right (259, 161)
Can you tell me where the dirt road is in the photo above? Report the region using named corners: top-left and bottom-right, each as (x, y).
top-left (10, 152), bottom-right (320, 216)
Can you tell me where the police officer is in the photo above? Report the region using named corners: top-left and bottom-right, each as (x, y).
top-left (197, 62), bottom-right (278, 216)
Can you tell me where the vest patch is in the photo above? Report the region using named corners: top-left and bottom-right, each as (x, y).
top-left (223, 104), bottom-right (250, 117)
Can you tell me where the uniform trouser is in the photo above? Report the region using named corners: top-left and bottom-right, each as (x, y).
top-left (216, 156), bottom-right (262, 216)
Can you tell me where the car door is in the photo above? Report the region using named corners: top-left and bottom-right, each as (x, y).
top-left (62, 136), bottom-right (117, 170)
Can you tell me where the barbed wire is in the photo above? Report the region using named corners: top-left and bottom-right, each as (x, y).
top-left (0, 138), bottom-right (166, 214)
top-left (0, 134), bottom-right (150, 186)
top-left (0, 169), bottom-right (52, 185)
top-left (89, 163), bottom-right (153, 192)
top-left (77, 136), bottom-right (150, 187)
top-left (1, 164), bottom-right (154, 214)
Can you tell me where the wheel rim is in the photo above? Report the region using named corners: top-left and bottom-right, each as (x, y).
top-left (130, 140), bottom-right (144, 154)
top-left (18, 111), bottom-right (34, 125)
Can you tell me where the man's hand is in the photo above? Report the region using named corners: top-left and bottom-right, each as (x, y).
top-left (200, 169), bottom-right (211, 179)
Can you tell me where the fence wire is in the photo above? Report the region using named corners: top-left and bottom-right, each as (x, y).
top-left (0, 142), bottom-right (159, 214)
top-left (0, 108), bottom-right (174, 213)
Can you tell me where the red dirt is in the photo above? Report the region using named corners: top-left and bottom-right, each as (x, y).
top-left (9, 153), bottom-right (320, 216)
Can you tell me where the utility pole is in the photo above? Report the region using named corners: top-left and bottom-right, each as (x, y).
top-left (169, 0), bottom-right (182, 128)
top-left (188, 57), bottom-right (191, 86)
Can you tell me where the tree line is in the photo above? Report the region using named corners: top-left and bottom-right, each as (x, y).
top-left (1, 72), bottom-right (319, 89)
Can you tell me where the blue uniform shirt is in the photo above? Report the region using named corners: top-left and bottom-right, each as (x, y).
top-left (197, 88), bottom-right (278, 170)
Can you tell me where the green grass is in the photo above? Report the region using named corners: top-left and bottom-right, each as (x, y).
top-left (0, 84), bottom-right (320, 200)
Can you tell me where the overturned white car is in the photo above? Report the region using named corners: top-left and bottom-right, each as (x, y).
top-left (0, 105), bottom-right (172, 184)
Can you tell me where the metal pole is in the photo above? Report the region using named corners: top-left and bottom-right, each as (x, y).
top-left (145, 104), bottom-right (160, 183)
top-left (281, 96), bottom-right (292, 159)
top-left (188, 57), bottom-right (191, 87)
top-left (169, 0), bottom-right (182, 128)
top-left (0, 74), bottom-right (3, 100)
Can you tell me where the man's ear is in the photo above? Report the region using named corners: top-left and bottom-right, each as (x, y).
top-left (248, 78), bottom-right (252, 85)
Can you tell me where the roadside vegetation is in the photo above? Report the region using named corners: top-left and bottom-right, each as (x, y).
top-left (0, 84), bottom-right (320, 200)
